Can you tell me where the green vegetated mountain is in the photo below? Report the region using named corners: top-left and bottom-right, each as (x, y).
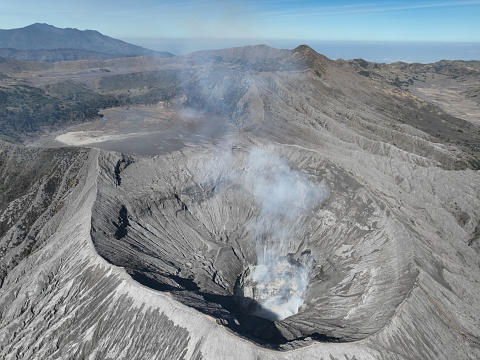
top-left (0, 23), bottom-right (174, 61)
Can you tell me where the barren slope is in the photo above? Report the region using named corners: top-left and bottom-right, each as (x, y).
top-left (346, 59), bottom-right (480, 125)
top-left (0, 46), bottom-right (479, 359)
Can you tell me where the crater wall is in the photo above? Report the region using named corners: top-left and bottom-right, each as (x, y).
top-left (91, 142), bottom-right (417, 346)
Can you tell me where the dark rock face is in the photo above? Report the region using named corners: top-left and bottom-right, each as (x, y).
top-left (0, 45), bottom-right (479, 358)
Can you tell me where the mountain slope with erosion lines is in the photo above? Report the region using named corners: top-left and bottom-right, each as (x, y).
top-left (0, 45), bottom-right (479, 359)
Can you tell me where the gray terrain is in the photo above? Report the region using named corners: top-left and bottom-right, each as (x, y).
top-left (0, 45), bottom-right (479, 359)
top-left (346, 58), bottom-right (480, 125)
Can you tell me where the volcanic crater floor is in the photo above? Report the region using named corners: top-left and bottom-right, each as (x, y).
top-left (28, 105), bottom-right (233, 156)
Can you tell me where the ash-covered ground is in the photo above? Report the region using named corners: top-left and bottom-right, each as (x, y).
top-left (29, 105), bottom-right (233, 156)
top-left (1, 45), bottom-right (479, 359)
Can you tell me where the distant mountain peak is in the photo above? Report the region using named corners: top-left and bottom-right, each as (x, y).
top-left (292, 44), bottom-right (331, 69)
top-left (30, 23), bottom-right (55, 29)
top-left (0, 23), bottom-right (174, 62)
top-left (293, 44), bottom-right (315, 53)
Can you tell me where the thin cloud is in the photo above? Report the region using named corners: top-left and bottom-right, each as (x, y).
top-left (265, 1), bottom-right (480, 18)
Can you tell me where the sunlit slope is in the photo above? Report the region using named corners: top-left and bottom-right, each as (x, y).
top-left (0, 45), bottom-right (479, 358)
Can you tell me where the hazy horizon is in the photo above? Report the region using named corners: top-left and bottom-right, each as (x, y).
top-left (1, 0), bottom-right (479, 64)
top-left (122, 37), bottom-right (480, 64)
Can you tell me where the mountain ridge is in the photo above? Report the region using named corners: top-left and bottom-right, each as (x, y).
top-left (0, 44), bottom-right (479, 166)
top-left (344, 57), bottom-right (480, 125)
top-left (0, 23), bottom-right (174, 61)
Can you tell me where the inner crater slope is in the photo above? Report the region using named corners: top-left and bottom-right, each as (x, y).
top-left (91, 143), bottom-right (417, 347)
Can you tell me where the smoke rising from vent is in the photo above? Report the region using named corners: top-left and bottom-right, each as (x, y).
top-left (199, 145), bottom-right (330, 320)
top-left (242, 147), bottom-right (329, 256)
top-left (242, 147), bottom-right (329, 320)
top-left (243, 251), bottom-right (315, 321)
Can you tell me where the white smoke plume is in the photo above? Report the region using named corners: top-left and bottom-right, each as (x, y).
top-left (242, 146), bottom-right (329, 256)
top-left (241, 146), bottom-right (329, 320)
top-left (249, 250), bottom-right (314, 321)
top-left (199, 145), bottom-right (330, 320)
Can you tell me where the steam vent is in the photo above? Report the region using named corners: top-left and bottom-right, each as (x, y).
top-left (1, 45), bottom-right (480, 359)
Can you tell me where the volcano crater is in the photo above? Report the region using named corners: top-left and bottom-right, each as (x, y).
top-left (91, 145), bottom-right (416, 349)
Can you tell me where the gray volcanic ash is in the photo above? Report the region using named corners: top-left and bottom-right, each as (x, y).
top-left (0, 45), bottom-right (479, 358)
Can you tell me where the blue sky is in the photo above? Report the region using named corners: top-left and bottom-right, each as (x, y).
top-left (1, 0), bottom-right (479, 61)
top-left (2, 0), bottom-right (479, 41)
